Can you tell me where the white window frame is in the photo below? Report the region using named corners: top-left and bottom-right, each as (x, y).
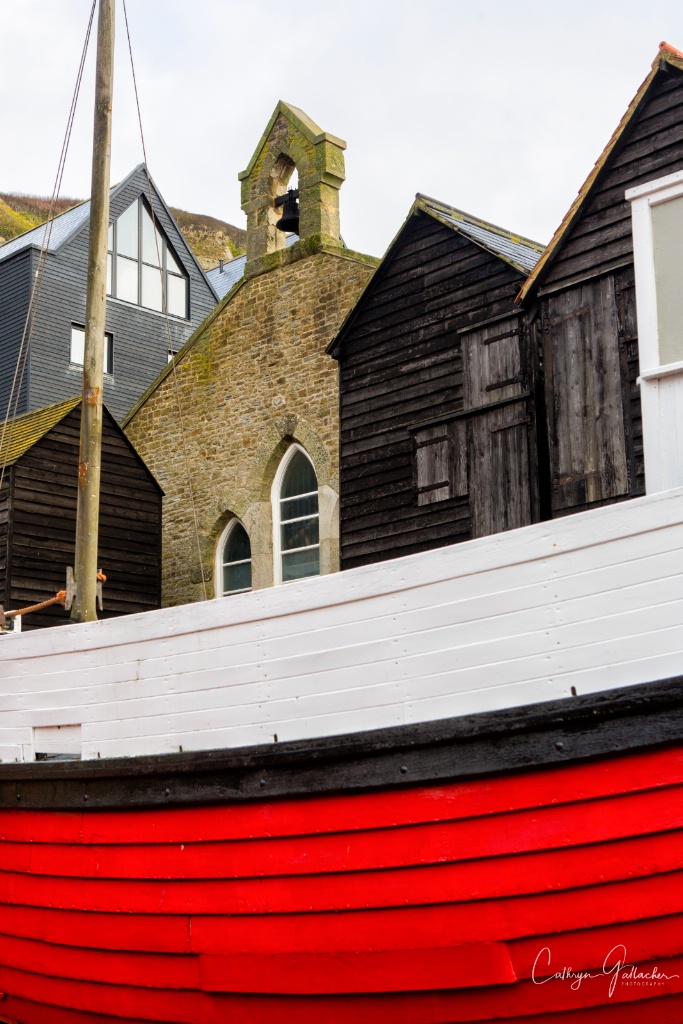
top-left (215, 519), bottom-right (252, 598)
top-left (70, 325), bottom-right (113, 374)
top-left (271, 444), bottom-right (320, 586)
top-left (628, 169), bottom-right (683, 493)
top-left (107, 197), bottom-right (189, 319)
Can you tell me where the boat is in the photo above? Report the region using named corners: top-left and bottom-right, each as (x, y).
top-left (1, 10), bottom-right (683, 1023)
top-left (1, 485), bottom-right (683, 1022)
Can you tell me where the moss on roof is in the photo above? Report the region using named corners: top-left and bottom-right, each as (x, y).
top-left (0, 396), bottom-right (80, 468)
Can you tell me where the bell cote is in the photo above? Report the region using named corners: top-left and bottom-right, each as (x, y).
top-left (238, 101), bottom-right (346, 277)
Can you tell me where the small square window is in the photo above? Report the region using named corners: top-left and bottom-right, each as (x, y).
top-left (70, 325), bottom-right (113, 374)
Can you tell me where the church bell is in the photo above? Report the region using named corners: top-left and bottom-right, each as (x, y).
top-left (275, 189), bottom-right (300, 234)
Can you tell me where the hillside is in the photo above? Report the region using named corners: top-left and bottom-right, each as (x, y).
top-left (0, 193), bottom-right (246, 270)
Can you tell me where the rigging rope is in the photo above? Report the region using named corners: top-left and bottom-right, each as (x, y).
top-left (122, 0), bottom-right (209, 601)
top-left (0, 0), bottom-right (97, 494)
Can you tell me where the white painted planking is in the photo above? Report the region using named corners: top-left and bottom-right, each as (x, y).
top-left (2, 487), bottom-right (683, 760)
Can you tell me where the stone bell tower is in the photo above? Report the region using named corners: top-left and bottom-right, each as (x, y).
top-left (239, 100), bottom-right (347, 277)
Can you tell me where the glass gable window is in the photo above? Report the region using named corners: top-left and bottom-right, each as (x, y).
top-left (276, 448), bottom-right (320, 583)
top-left (107, 199), bottom-right (189, 318)
top-left (70, 325), bottom-right (113, 374)
top-left (219, 522), bottom-right (252, 596)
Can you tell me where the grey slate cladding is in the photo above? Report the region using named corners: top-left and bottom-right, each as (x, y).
top-left (0, 164), bottom-right (219, 422)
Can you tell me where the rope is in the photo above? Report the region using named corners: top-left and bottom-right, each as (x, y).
top-left (2, 574), bottom-right (105, 624)
top-left (5, 591), bottom-right (66, 620)
top-left (0, 0), bottom-right (97, 494)
top-left (122, 0), bottom-right (209, 601)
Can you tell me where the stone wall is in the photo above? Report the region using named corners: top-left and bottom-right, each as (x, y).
top-left (124, 247), bottom-right (376, 606)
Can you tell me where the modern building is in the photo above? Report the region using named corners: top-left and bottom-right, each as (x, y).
top-left (0, 164), bottom-right (218, 422)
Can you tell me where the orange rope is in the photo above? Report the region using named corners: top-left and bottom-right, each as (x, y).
top-left (5, 591), bottom-right (67, 620)
top-left (4, 574), bottom-right (105, 620)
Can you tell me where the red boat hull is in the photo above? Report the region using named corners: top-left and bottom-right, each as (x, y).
top-left (0, 742), bottom-right (682, 1023)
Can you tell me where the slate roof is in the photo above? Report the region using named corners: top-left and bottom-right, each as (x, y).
top-left (417, 195), bottom-right (544, 274)
top-left (0, 203), bottom-right (91, 263)
top-left (0, 395), bottom-right (80, 467)
top-left (205, 254), bottom-right (247, 300)
top-left (0, 166), bottom-right (145, 265)
top-left (0, 166), bottom-right (220, 301)
top-left (206, 235), bottom-right (299, 300)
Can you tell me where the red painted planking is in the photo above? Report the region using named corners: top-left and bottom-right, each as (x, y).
top-left (0, 932), bottom-right (200, 990)
top-left (511, 913), bottom-right (683, 978)
top-left (0, 746), bottom-right (682, 1021)
top-left (1, 956), bottom-right (682, 1023)
top-left (1, 785), bottom-right (681, 881)
top-left (199, 944), bottom-right (518, 994)
top-left (0, 829), bottom-right (681, 916)
top-left (0, 745), bottom-right (682, 846)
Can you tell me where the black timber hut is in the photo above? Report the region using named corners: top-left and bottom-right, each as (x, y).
top-left (0, 397), bottom-right (162, 630)
top-left (329, 195), bottom-right (544, 569)
top-left (0, 164), bottom-right (218, 423)
top-left (519, 41), bottom-right (683, 517)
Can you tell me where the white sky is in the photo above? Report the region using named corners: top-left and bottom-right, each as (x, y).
top-left (2, 0), bottom-right (683, 260)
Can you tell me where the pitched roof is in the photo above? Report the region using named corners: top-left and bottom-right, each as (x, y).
top-left (0, 166), bottom-right (219, 300)
top-left (417, 195), bottom-right (544, 274)
top-left (205, 235), bottom-right (298, 300)
top-left (518, 41), bottom-right (683, 302)
top-left (328, 194), bottom-right (543, 358)
top-left (0, 166), bottom-right (147, 265)
top-left (238, 100), bottom-right (346, 183)
top-left (0, 396), bottom-right (80, 467)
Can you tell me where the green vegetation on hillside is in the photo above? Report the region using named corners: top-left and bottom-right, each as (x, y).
top-left (0, 192), bottom-right (245, 270)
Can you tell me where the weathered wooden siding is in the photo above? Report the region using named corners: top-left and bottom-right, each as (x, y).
top-left (5, 406), bottom-right (161, 630)
top-left (338, 213), bottom-right (532, 569)
top-left (541, 67), bottom-right (683, 290)
top-left (533, 69), bottom-right (683, 517)
top-left (1, 483), bottom-right (683, 762)
top-left (0, 250), bottom-right (31, 420)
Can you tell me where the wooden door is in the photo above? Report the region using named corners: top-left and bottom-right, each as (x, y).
top-left (544, 277), bottom-right (628, 511)
top-left (469, 401), bottom-right (531, 538)
top-left (462, 317), bottom-right (532, 538)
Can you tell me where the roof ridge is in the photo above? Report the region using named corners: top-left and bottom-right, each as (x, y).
top-left (659, 40), bottom-right (683, 60)
top-left (416, 194), bottom-right (544, 251)
top-left (518, 41), bottom-right (683, 302)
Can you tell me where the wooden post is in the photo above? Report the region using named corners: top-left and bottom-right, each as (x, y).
top-left (72, 0), bottom-right (115, 623)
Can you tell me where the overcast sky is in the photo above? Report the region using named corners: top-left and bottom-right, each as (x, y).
top-left (2, 0), bottom-right (683, 259)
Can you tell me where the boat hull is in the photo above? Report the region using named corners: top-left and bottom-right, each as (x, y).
top-left (0, 685), bottom-right (682, 1023)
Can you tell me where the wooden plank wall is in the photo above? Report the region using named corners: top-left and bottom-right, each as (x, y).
top-left (338, 213), bottom-right (529, 569)
top-left (541, 70), bottom-right (683, 291)
top-left (537, 66), bottom-right (683, 516)
top-left (6, 406), bottom-right (161, 630)
top-left (0, 746), bottom-right (682, 1022)
top-left (2, 484), bottom-right (683, 762)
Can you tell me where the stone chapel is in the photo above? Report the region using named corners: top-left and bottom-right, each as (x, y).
top-left (124, 102), bottom-right (378, 605)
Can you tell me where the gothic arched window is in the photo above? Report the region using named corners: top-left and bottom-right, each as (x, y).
top-left (216, 520), bottom-right (252, 597)
top-left (273, 446), bottom-right (320, 584)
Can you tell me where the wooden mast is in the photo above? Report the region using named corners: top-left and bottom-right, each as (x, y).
top-left (72, 0), bottom-right (115, 623)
